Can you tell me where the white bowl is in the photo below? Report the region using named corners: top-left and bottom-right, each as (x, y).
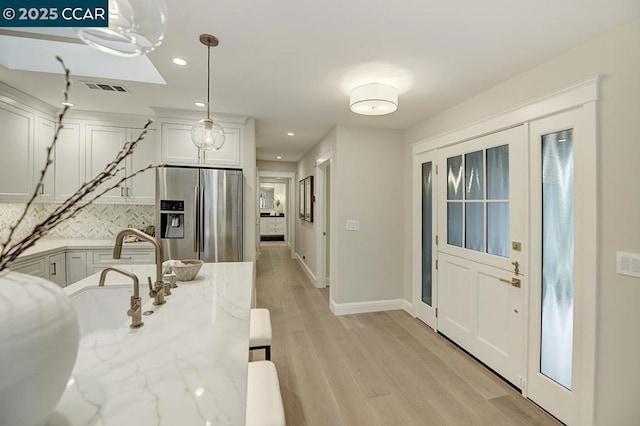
top-left (171, 259), bottom-right (204, 281)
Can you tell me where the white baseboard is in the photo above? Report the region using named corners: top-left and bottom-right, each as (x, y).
top-left (403, 300), bottom-right (414, 316)
top-left (330, 298), bottom-right (407, 316)
top-left (295, 253), bottom-right (316, 284)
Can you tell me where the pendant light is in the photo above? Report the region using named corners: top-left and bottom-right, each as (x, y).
top-left (75, 0), bottom-right (168, 57)
top-left (191, 34), bottom-right (226, 156)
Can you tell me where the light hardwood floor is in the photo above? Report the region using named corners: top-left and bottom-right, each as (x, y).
top-left (254, 245), bottom-right (560, 426)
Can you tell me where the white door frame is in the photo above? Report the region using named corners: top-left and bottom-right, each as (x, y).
top-left (257, 170), bottom-right (297, 260)
top-left (411, 76), bottom-right (598, 425)
top-left (315, 150), bottom-right (335, 302)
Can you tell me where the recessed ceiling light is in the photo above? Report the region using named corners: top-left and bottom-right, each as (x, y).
top-left (276, 156), bottom-right (282, 160)
top-left (287, 132), bottom-right (294, 136)
top-left (172, 57), bottom-right (187, 66)
top-left (61, 101), bottom-right (74, 107)
top-left (194, 102), bottom-right (205, 107)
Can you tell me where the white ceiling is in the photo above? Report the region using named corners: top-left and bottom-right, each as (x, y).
top-left (1, 0), bottom-right (639, 162)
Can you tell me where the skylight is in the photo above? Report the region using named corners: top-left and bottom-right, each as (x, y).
top-left (0, 31), bottom-right (165, 85)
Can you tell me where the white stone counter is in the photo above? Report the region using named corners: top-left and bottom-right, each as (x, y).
top-left (48, 262), bottom-right (254, 426)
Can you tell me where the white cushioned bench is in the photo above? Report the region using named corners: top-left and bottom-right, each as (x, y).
top-left (246, 360), bottom-right (285, 426)
top-left (250, 308), bottom-right (272, 360)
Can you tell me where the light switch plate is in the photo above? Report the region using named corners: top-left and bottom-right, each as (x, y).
top-left (346, 220), bottom-right (360, 231)
top-left (616, 251), bottom-right (640, 278)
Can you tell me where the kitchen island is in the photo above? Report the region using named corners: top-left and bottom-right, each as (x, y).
top-left (48, 262), bottom-right (254, 426)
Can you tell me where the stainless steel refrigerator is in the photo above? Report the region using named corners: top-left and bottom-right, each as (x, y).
top-left (156, 166), bottom-right (243, 262)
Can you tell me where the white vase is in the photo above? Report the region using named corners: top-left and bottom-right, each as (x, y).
top-left (0, 270), bottom-right (79, 426)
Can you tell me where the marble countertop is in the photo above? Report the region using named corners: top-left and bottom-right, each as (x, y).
top-left (16, 239), bottom-right (155, 261)
top-left (49, 262), bottom-right (254, 426)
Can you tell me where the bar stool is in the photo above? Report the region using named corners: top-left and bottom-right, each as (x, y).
top-left (250, 308), bottom-right (272, 360)
top-left (246, 360), bottom-right (285, 426)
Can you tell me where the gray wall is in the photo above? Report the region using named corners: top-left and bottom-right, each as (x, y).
top-left (257, 160), bottom-right (297, 173)
top-left (402, 17), bottom-right (640, 424)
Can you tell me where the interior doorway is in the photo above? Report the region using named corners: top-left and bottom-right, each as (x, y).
top-left (257, 171), bottom-right (296, 260)
top-left (315, 154), bottom-right (334, 302)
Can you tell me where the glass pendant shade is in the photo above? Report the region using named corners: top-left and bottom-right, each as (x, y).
top-left (191, 117), bottom-right (225, 151)
top-left (75, 0), bottom-right (168, 57)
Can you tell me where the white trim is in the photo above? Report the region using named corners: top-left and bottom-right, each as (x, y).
top-left (412, 76), bottom-right (600, 155)
top-left (295, 253), bottom-right (316, 283)
top-left (403, 300), bottom-right (414, 316)
top-left (330, 299), bottom-right (407, 316)
top-left (257, 170), bottom-right (296, 179)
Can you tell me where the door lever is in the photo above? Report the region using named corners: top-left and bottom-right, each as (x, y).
top-left (499, 277), bottom-right (521, 288)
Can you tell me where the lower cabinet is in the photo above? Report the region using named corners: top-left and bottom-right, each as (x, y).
top-left (12, 250), bottom-right (66, 287)
top-left (66, 251), bottom-right (88, 285)
top-left (14, 246), bottom-right (155, 287)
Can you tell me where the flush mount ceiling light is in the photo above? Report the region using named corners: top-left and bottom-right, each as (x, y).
top-left (349, 83), bottom-right (398, 116)
top-left (191, 34), bottom-right (226, 157)
top-left (172, 57), bottom-right (187, 66)
top-left (194, 101), bottom-right (205, 107)
top-left (75, 0), bottom-right (168, 57)
top-left (287, 132), bottom-right (294, 136)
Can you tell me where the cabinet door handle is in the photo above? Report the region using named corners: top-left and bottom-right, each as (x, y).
top-left (126, 187), bottom-right (131, 197)
top-left (40, 183), bottom-right (45, 195)
top-left (120, 187), bottom-right (124, 197)
top-left (51, 263), bottom-right (56, 276)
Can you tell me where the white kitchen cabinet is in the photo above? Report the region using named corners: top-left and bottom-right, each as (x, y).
top-left (54, 122), bottom-right (84, 202)
top-left (126, 128), bottom-right (156, 204)
top-left (66, 251), bottom-right (88, 285)
top-left (48, 252), bottom-right (66, 287)
top-left (86, 125), bottom-right (127, 203)
top-left (35, 118), bottom-right (84, 203)
top-left (11, 250), bottom-right (66, 288)
top-left (34, 117), bottom-right (55, 202)
top-left (160, 122), bottom-right (241, 167)
top-left (88, 247), bottom-right (156, 275)
top-left (0, 100), bottom-right (34, 201)
top-left (11, 257), bottom-right (48, 279)
top-left (85, 125), bottom-right (157, 205)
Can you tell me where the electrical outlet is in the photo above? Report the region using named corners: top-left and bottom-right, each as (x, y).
top-left (346, 220), bottom-right (360, 231)
top-left (617, 252), bottom-right (640, 278)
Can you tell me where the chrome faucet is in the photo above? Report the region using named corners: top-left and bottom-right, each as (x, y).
top-left (114, 228), bottom-right (166, 306)
top-left (99, 267), bottom-right (144, 329)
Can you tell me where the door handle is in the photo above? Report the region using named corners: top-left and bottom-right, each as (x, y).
top-left (499, 277), bottom-right (521, 288)
top-left (511, 261), bottom-right (520, 276)
top-left (51, 262), bottom-right (56, 276)
top-left (194, 185), bottom-right (199, 252)
top-left (200, 185), bottom-right (205, 252)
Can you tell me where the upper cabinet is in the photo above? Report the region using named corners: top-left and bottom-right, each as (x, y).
top-left (160, 121), bottom-right (241, 167)
top-left (85, 124), bottom-right (157, 205)
top-left (0, 100), bottom-right (34, 201)
top-left (127, 128), bottom-right (156, 204)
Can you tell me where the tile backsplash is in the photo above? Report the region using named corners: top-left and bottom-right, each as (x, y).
top-left (0, 203), bottom-right (155, 242)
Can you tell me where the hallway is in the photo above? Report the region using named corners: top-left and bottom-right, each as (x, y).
top-left (255, 245), bottom-right (560, 425)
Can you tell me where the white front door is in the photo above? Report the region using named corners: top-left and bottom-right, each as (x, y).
top-left (414, 151), bottom-right (437, 329)
top-left (436, 125), bottom-right (527, 388)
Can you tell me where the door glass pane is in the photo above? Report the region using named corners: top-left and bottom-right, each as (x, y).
top-left (421, 162), bottom-right (433, 306)
top-left (447, 202), bottom-right (463, 247)
top-left (487, 144), bottom-right (509, 200)
top-left (465, 150), bottom-right (484, 200)
top-left (487, 202), bottom-right (509, 257)
top-left (465, 203), bottom-right (484, 252)
top-left (540, 129), bottom-right (574, 390)
top-left (447, 155), bottom-right (463, 200)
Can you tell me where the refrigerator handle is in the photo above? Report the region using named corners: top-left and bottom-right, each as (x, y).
top-left (194, 185), bottom-right (199, 253)
top-left (200, 185), bottom-right (206, 252)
